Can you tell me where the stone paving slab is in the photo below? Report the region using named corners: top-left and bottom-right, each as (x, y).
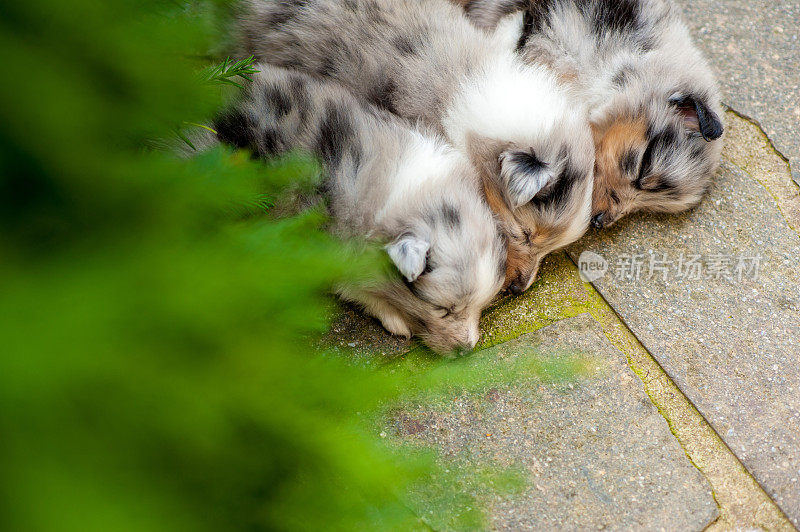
top-left (675, 0), bottom-right (800, 185)
top-left (481, 251), bottom-right (792, 531)
top-left (394, 314), bottom-right (718, 531)
top-left (569, 150), bottom-right (800, 524)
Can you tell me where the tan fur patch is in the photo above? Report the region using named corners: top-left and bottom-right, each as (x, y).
top-left (465, 133), bottom-right (537, 288)
top-left (481, 172), bottom-right (530, 287)
top-left (592, 117), bottom-right (648, 223)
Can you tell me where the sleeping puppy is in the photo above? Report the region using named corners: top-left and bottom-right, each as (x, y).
top-left (454, 0), bottom-right (724, 228)
top-left (213, 64), bottom-right (506, 353)
top-left (239, 0), bottom-right (595, 295)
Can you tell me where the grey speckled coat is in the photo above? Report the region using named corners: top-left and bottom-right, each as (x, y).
top-left (238, 0), bottom-right (595, 294)
top-left (455, 0), bottom-right (725, 228)
top-left (213, 64), bottom-right (506, 352)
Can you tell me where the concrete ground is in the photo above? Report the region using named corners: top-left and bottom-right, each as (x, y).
top-left (328, 1), bottom-right (800, 529)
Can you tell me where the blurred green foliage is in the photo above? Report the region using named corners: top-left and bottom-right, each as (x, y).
top-left (0, 1), bottom-right (581, 530)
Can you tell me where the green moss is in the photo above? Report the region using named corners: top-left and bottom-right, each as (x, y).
top-left (477, 252), bottom-right (603, 348)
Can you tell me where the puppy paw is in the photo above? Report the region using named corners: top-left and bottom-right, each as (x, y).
top-left (379, 313), bottom-right (412, 339)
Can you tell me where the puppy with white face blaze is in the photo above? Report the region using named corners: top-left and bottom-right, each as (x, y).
top-left (211, 64), bottom-right (506, 353)
top-left (239, 0), bottom-right (595, 295)
top-left (454, 0), bottom-right (725, 229)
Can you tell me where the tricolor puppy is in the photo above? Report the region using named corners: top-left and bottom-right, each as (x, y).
top-left (213, 64), bottom-right (506, 353)
top-left (455, 0), bottom-right (724, 228)
top-left (239, 0), bottom-right (595, 294)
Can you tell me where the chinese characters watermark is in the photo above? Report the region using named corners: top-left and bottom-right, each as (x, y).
top-left (578, 251), bottom-right (763, 282)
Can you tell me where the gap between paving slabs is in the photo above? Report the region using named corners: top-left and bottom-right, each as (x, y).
top-left (566, 110), bottom-right (800, 528)
top-left (722, 109), bottom-right (800, 234)
top-left (480, 252), bottom-right (793, 531)
top-left (326, 249), bottom-right (792, 530)
top-left (324, 111), bottom-right (795, 529)
top-left (724, 105), bottom-right (798, 188)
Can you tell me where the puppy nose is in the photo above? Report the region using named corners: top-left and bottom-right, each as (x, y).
top-left (591, 212), bottom-right (606, 228)
top-left (467, 328), bottom-right (479, 349)
top-left (451, 328), bottom-right (479, 354)
top-left (508, 281), bottom-right (525, 296)
top-left (453, 345), bottom-right (474, 356)
top-left (508, 271), bottom-right (533, 295)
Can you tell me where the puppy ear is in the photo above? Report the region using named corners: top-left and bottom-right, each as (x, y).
top-left (467, 0), bottom-right (525, 31)
top-left (492, 10), bottom-right (525, 50)
top-left (499, 149), bottom-right (553, 207)
top-left (386, 234), bottom-right (430, 282)
top-left (670, 95), bottom-right (724, 141)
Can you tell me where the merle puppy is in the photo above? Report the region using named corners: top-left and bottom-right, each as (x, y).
top-left (453, 0), bottom-right (724, 228)
top-left (213, 64), bottom-right (506, 352)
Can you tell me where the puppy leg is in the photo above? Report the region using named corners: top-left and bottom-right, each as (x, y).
top-left (364, 297), bottom-right (412, 337)
top-left (338, 287), bottom-right (412, 338)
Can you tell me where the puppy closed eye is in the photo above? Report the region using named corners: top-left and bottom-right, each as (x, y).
top-left (634, 137), bottom-right (657, 188)
top-left (436, 306), bottom-right (454, 318)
